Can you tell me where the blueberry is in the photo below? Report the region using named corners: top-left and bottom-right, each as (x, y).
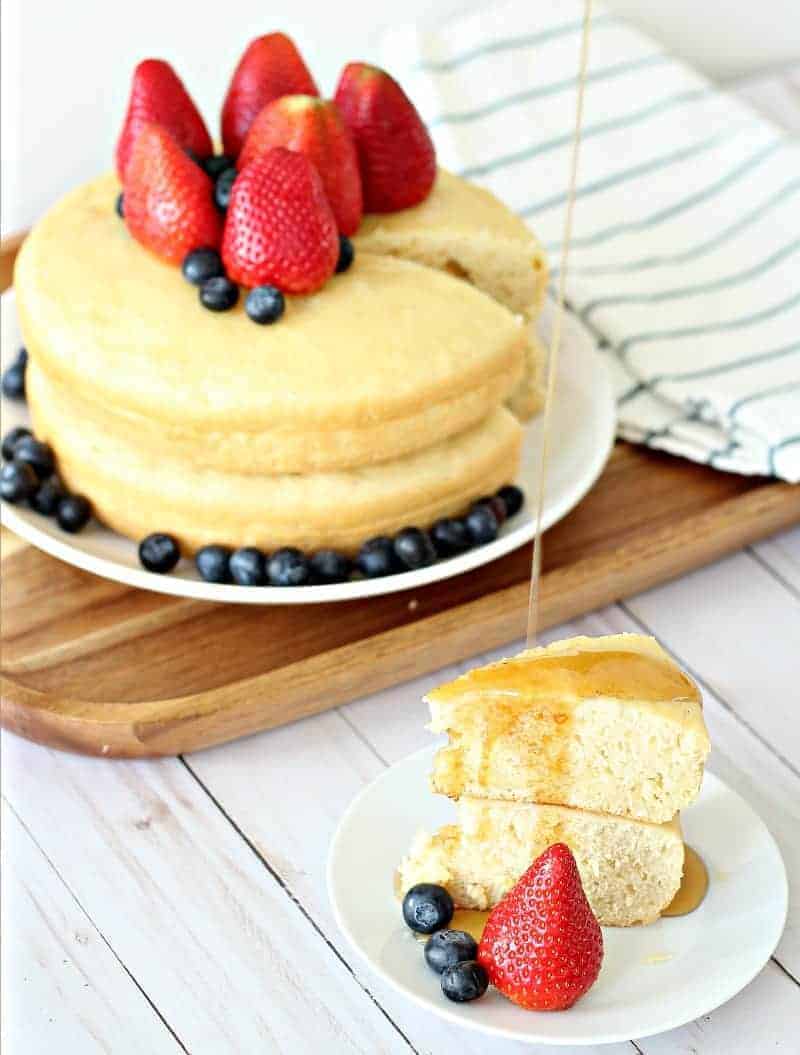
top-left (56, 494), bottom-right (91, 533)
top-left (0, 461), bottom-right (38, 503)
top-left (310, 549), bottom-right (352, 584)
top-left (17, 348), bottom-right (28, 367)
top-left (2, 426), bottom-right (31, 461)
top-left (182, 247), bottom-right (225, 286)
top-left (267, 547), bottom-right (310, 587)
top-left (424, 930), bottom-right (479, 975)
top-left (440, 960), bottom-right (488, 1003)
top-left (115, 192), bottom-right (125, 218)
top-left (12, 436), bottom-right (55, 480)
top-left (245, 285), bottom-right (285, 324)
top-left (214, 167), bottom-right (237, 211)
top-left (497, 484), bottom-right (524, 518)
top-left (138, 532), bottom-right (180, 573)
top-left (430, 517), bottom-right (470, 558)
top-left (393, 527), bottom-right (436, 570)
top-left (2, 360), bottom-right (26, 400)
top-left (202, 154), bottom-right (235, 180)
top-left (335, 235), bottom-right (354, 274)
top-left (30, 477), bottom-right (65, 516)
top-left (195, 544), bottom-right (232, 584)
top-left (229, 546), bottom-right (267, 586)
top-left (200, 276), bottom-right (239, 312)
top-left (356, 536), bottom-right (399, 578)
top-left (402, 883), bottom-right (454, 934)
top-left (474, 494), bottom-right (507, 525)
top-left (465, 503), bottom-right (499, 546)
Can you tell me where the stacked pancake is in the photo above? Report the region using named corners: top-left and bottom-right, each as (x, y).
top-left (15, 169), bottom-right (548, 554)
top-left (398, 634), bottom-right (711, 926)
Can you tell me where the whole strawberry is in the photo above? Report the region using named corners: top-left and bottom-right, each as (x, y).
top-left (478, 843), bottom-right (603, 1011)
top-left (334, 63), bottom-right (436, 213)
top-left (115, 59), bottom-right (212, 180)
top-left (124, 124), bottom-right (223, 265)
top-left (238, 96), bottom-right (363, 235)
top-left (222, 148), bottom-right (338, 294)
top-left (221, 33), bottom-right (318, 158)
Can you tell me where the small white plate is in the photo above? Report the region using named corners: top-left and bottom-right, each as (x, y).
top-left (328, 744), bottom-right (788, 1046)
top-left (1, 291), bottom-right (615, 604)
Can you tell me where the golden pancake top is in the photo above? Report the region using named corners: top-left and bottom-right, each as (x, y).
top-left (15, 172), bottom-right (526, 432)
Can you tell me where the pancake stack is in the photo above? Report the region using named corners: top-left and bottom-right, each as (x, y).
top-left (398, 634), bottom-right (711, 926)
top-left (16, 169), bottom-right (547, 553)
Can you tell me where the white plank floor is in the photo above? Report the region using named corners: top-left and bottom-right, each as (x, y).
top-left (3, 71), bottom-right (799, 1055)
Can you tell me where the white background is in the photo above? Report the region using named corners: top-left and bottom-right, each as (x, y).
top-left (2, 0), bottom-right (800, 236)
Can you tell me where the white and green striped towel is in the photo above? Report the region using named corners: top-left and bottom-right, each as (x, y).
top-left (381, 0), bottom-right (800, 482)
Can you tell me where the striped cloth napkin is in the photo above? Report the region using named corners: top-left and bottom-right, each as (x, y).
top-left (381, 0), bottom-right (800, 482)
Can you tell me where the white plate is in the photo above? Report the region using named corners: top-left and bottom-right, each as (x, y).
top-left (0, 291), bottom-right (615, 604)
top-left (328, 744), bottom-right (788, 1046)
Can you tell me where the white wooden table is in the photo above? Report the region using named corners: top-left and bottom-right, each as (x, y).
top-left (2, 71), bottom-right (799, 1055)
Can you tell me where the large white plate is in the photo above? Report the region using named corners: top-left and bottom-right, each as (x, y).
top-left (1, 291), bottom-right (615, 604)
top-left (328, 744), bottom-right (788, 1046)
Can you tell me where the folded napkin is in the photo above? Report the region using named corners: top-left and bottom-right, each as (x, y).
top-left (381, 0), bottom-right (800, 482)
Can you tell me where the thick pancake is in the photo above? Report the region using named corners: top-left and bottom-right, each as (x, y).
top-left (15, 173), bottom-right (527, 473)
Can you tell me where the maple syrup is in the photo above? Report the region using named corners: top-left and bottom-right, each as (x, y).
top-left (662, 846), bottom-right (708, 916)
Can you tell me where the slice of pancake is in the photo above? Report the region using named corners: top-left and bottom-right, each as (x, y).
top-left (427, 635), bottom-right (710, 824)
top-left (398, 799), bottom-right (685, 927)
top-left (28, 363), bottom-right (522, 554)
top-left (15, 174), bottom-right (527, 473)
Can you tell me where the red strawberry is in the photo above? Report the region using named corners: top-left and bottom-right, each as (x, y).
top-left (221, 34), bottom-right (318, 158)
top-left (334, 63), bottom-right (436, 213)
top-left (238, 96), bottom-right (362, 235)
top-left (115, 59), bottom-right (212, 180)
top-left (222, 148), bottom-right (338, 294)
top-left (478, 844), bottom-right (603, 1011)
top-left (124, 124), bottom-right (222, 265)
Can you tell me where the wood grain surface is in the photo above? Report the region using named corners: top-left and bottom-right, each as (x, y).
top-left (2, 233), bottom-right (799, 757)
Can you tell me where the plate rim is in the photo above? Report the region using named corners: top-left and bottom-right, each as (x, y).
top-left (1, 289), bottom-right (616, 605)
top-left (326, 743), bottom-right (789, 1046)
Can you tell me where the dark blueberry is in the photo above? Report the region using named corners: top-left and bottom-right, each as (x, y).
top-left (195, 544), bottom-right (232, 584)
top-left (393, 527), bottom-right (436, 570)
top-left (430, 517), bottom-right (470, 558)
top-left (2, 361), bottom-right (26, 400)
top-left (182, 247), bottom-right (225, 286)
top-left (465, 503), bottom-right (499, 546)
top-left (56, 494), bottom-right (91, 533)
top-left (356, 536), bottom-right (400, 578)
top-left (200, 276), bottom-right (239, 312)
top-left (424, 930), bottom-right (479, 975)
top-left (17, 348), bottom-right (28, 367)
top-left (402, 883), bottom-right (454, 934)
top-left (335, 235), bottom-right (354, 274)
top-left (30, 477), bottom-right (65, 516)
top-left (474, 494), bottom-right (507, 525)
top-left (138, 532), bottom-right (180, 573)
top-left (2, 426), bottom-right (32, 461)
top-left (229, 546), bottom-right (267, 586)
top-left (0, 461), bottom-right (38, 503)
top-left (214, 167), bottom-right (238, 211)
top-left (115, 192), bottom-right (125, 218)
top-left (310, 549), bottom-right (352, 584)
top-left (267, 547), bottom-right (310, 587)
top-left (202, 154), bottom-right (235, 180)
top-left (497, 484), bottom-right (524, 518)
top-left (440, 961), bottom-right (488, 1003)
top-left (12, 436), bottom-right (55, 480)
top-left (246, 285), bottom-right (285, 324)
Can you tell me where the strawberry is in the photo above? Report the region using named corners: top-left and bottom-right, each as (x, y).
top-left (334, 63), bottom-right (436, 213)
top-left (124, 124), bottom-right (223, 266)
top-left (221, 148), bottom-right (338, 294)
top-left (238, 96), bottom-right (362, 235)
top-left (478, 844), bottom-right (603, 1011)
top-left (115, 59), bottom-right (212, 181)
top-left (221, 34), bottom-right (318, 158)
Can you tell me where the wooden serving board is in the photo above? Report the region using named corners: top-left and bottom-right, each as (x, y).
top-left (2, 236), bottom-right (799, 757)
